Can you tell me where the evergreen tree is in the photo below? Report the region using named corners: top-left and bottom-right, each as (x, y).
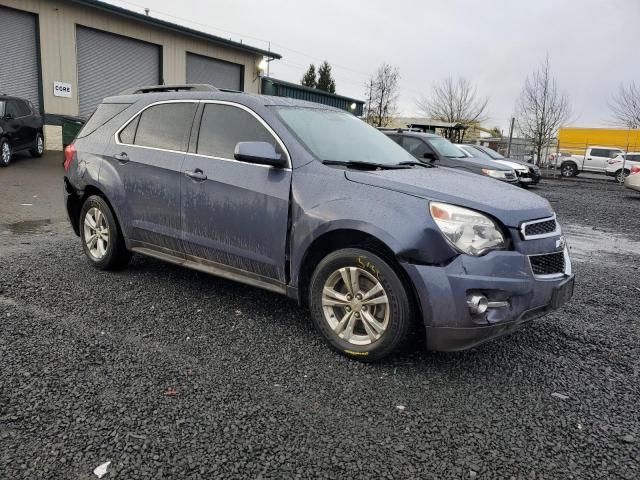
top-left (301, 64), bottom-right (317, 88)
top-left (316, 61), bottom-right (336, 93)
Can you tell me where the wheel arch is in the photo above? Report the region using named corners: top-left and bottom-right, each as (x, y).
top-left (69, 184), bottom-right (125, 241)
top-left (295, 228), bottom-right (423, 323)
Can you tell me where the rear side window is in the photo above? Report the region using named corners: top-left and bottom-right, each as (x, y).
top-left (590, 148), bottom-right (619, 158)
top-left (197, 104), bottom-right (280, 159)
top-left (77, 103), bottom-right (130, 138)
top-left (5, 101), bottom-right (20, 118)
top-left (133, 103), bottom-right (197, 152)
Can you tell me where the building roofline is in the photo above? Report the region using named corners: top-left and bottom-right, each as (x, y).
top-left (262, 77), bottom-right (364, 105)
top-left (68, 0), bottom-right (282, 59)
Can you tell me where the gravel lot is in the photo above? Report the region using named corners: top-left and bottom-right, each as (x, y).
top-left (1, 169), bottom-right (639, 479)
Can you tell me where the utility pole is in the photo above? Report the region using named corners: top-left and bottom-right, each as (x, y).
top-left (506, 117), bottom-right (515, 158)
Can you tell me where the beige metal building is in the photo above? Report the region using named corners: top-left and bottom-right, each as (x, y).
top-left (0, 0), bottom-right (280, 149)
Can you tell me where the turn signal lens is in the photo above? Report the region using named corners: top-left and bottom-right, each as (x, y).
top-left (631, 166), bottom-right (640, 175)
top-left (64, 144), bottom-right (75, 172)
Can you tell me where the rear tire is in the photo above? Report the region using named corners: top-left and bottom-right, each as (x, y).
top-left (0, 139), bottom-right (11, 167)
top-left (79, 195), bottom-right (131, 270)
top-left (308, 248), bottom-right (413, 362)
top-left (30, 132), bottom-right (44, 157)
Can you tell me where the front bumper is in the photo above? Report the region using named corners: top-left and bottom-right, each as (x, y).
top-left (403, 242), bottom-right (573, 351)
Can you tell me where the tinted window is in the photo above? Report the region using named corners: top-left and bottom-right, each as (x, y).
top-left (197, 104), bottom-right (279, 159)
top-left (5, 101), bottom-right (20, 118)
top-left (590, 148), bottom-right (619, 158)
top-left (134, 103), bottom-right (197, 152)
top-left (14, 100), bottom-right (31, 117)
top-left (402, 137), bottom-right (432, 158)
top-left (119, 115), bottom-right (139, 145)
top-left (78, 103), bottom-right (130, 138)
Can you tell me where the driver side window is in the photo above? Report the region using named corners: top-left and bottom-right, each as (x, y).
top-left (402, 137), bottom-right (432, 158)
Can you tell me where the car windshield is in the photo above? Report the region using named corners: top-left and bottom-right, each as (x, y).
top-left (275, 107), bottom-right (415, 166)
top-left (477, 146), bottom-right (504, 159)
top-left (428, 136), bottom-right (467, 158)
top-left (462, 145), bottom-right (493, 160)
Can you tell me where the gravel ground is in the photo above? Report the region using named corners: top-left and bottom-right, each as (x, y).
top-left (0, 179), bottom-right (639, 479)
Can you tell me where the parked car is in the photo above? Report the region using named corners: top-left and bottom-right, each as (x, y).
top-left (605, 153), bottom-right (640, 182)
top-left (0, 94), bottom-right (45, 167)
top-left (63, 85), bottom-right (574, 361)
top-left (624, 165), bottom-right (640, 192)
top-left (382, 130), bottom-right (519, 185)
top-left (560, 146), bottom-right (624, 177)
top-left (456, 144), bottom-right (541, 187)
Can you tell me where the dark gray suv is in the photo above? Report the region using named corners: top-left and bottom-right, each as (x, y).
top-left (63, 85), bottom-right (574, 361)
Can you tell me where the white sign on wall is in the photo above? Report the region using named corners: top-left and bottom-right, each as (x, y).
top-left (53, 81), bottom-right (72, 98)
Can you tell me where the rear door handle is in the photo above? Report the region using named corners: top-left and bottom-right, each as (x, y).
top-left (185, 168), bottom-right (207, 181)
top-left (114, 152), bottom-right (129, 163)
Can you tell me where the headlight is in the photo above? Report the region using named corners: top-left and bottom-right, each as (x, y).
top-left (429, 202), bottom-right (506, 256)
top-left (481, 168), bottom-right (509, 179)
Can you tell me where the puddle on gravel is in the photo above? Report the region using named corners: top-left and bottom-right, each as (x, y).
top-left (563, 223), bottom-right (640, 261)
top-left (0, 219), bottom-right (52, 235)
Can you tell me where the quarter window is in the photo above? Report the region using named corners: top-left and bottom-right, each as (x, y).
top-left (197, 104), bottom-right (280, 159)
top-left (133, 103), bottom-right (197, 151)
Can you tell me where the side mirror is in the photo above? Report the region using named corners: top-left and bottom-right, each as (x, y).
top-left (234, 141), bottom-right (286, 168)
top-left (423, 152), bottom-right (437, 161)
top-left (3, 113), bottom-right (14, 121)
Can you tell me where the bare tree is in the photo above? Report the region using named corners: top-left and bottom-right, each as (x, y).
top-left (416, 76), bottom-right (488, 138)
top-left (610, 82), bottom-right (640, 129)
top-left (515, 55), bottom-right (571, 165)
top-left (364, 63), bottom-right (400, 127)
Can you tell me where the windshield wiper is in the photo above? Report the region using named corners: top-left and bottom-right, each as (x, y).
top-left (398, 161), bottom-right (434, 168)
top-left (321, 160), bottom-right (409, 170)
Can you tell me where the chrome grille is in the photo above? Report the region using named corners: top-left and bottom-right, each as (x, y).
top-left (530, 252), bottom-right (565, 276)
top-left (520, 215), bottom-right (559, 239)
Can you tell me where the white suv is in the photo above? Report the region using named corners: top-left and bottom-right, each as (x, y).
top-left (605, 153), bottom-right (640, 182)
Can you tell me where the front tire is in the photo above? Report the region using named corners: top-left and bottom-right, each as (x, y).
top-left (0, 139), bottom-right (11, 167)
top-left (615, 169), bottom-right (630, 183)
top-left (560, 162), bottom-right (577, 177)
top-left (30, 132), bottom-right (44, 157)
top-left (79, 195), bottom-right (131, 270)
top-left (308, 248), bottom-right (413, 362)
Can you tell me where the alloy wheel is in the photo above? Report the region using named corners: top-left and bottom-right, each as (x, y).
top-left (321, 266), bottom-right (390, 346)
top-left (1, 142), bottom-right (11, 165)
top-left (616, 170), bottom-right (628, 183)
top-left (561, 165), bottom-right (574, 177)
top-left (83, 207), bottom-right (110, 260)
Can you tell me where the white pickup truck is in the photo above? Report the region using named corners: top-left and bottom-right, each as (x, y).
top-left (559, 146), bottom-right (624, 177)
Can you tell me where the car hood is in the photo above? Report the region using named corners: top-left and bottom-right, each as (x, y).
top-left (441, 155), bottom-right (512, 171)
top-left (494, 159), bottom-right (528, 172)
top-left (345, 167), bottom-right (552, 227)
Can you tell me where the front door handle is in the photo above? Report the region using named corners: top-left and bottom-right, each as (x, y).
top-left (185, 168), bottom-right (207, 181)
top-left (114, 152), bottom-right (129, 163)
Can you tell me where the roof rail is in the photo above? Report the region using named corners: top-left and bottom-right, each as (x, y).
top-left (120, 84), bottom-right (219, 95)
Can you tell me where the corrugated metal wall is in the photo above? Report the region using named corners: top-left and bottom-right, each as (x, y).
top-left (186, 53), bottom-right (243, 91)
top-left (0, 6), bottom-right (41, 110)
top-left (76, 26), bottom-right (160, 117)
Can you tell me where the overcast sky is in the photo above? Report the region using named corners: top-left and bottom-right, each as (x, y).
top-left (109, 0), bottom-right (639, 132)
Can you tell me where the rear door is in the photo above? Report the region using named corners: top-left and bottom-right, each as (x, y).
top-left (584, 148), bottom-right (621, 172)
top-left (108, 101), bottom-right (198, 252)
top-left (15, 99), bottom-right (37, 147)
top-left (180, 101), bottom-right (292, 285)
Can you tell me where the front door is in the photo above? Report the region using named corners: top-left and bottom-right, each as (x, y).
top-left (4, 100), bottom-right (25, 148)
top-left (106, 101), bottom-right (198, 252)
top-left (181, 102), bottom-right (292, 284)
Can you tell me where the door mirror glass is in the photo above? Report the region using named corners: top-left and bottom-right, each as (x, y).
top-left (3, 112), bottom-right (14, 120)
top-left (423, 151), bottom-right (437, 161)
top-left (234, 141), bottom-right (286, 168)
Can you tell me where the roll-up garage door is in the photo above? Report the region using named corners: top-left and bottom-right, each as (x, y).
top-left (76, 27), bottom-right (160, 118)
top-left (186, 53), bottom-right (243, 91)
top-left (0, 7), bottom-right (41, 111)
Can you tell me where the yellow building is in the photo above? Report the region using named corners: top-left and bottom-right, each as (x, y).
top-left (558, 127), bottom-right (640, 155)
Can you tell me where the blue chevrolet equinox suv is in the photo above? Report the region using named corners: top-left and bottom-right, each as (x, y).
top-left (63, 84), bottom-right (574, 361)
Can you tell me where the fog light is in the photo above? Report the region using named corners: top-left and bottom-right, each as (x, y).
top-left (467, 294), bottom-right (488, 315)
